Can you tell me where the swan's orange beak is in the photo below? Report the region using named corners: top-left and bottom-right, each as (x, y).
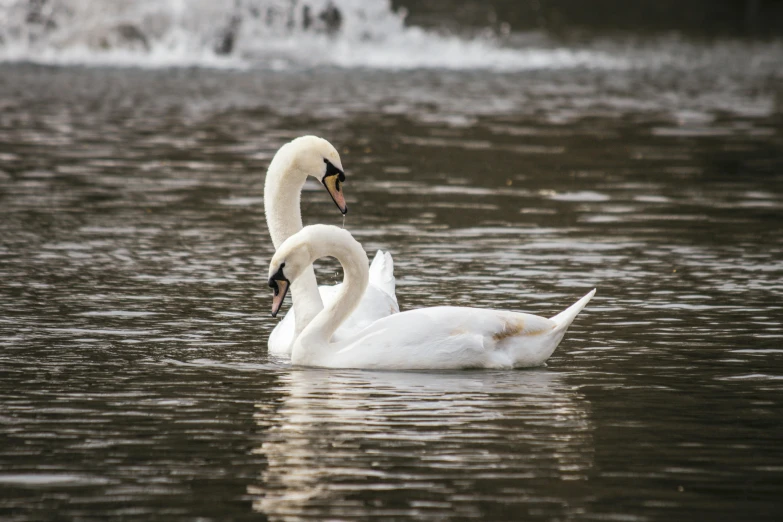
top-left (322, 171), bottom-right (347, 215)
top-left (269, 277), bottom-right (290, 318)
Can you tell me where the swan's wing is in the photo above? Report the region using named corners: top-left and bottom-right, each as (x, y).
top-left (368, 250), bottom-right (397, 304)
top-left (317, 284), bottom-right (339, 303)
top-left (320, 282), bottom-right (399, 334)
top-left (329, 307), bottom-right (560, 370)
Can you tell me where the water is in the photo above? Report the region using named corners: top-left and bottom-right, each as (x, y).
top-left (1, 2), bottom-right (783, 519)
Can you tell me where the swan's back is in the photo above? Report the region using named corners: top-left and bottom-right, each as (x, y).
top-left (307, 307), bottom-right (556, 370)
top-left (295, 290), bottom-right (595, 370)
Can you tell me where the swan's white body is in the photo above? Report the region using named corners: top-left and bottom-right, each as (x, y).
top-left (264, 136), bottom-right (398, 356)
top-left (269, 225), bottom-right (596, 370)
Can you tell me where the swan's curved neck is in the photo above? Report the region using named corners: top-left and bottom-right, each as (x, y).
top-left (293, 236), bottom-right (369, 364)
top-left (264, 158), bottom-right (323, 334)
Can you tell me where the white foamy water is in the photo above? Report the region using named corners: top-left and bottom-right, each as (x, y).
top-left (0, 0), bottom-right (629, 70)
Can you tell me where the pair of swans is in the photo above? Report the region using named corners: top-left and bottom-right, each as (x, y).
top-left (264, 136), bottom-right (594, 370)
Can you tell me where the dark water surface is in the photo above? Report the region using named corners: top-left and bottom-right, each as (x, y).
top-left (1, 50), bottom-right (782, 520)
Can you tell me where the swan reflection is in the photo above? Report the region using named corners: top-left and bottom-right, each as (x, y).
top-left (250, 369), bottom-right (593, 518)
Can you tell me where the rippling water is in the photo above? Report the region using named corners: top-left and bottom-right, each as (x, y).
top-left (1, 42), bottom-right (782, 520)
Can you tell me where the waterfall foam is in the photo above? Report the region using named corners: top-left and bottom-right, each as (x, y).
top-left (0, 0), bottom-right (629, 70)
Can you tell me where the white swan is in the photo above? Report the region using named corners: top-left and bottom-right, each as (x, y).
top-left (268, 224), bottom-right (596, 370)
top-left (265, 136), bottom-right (399, 356)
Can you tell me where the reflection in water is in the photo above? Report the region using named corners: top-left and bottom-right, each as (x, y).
top-left (251, 369), bottom-right (593, 519)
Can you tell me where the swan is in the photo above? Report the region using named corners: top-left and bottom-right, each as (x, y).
top-left (264, 136), bottom-right (399, 356)
top-left (268, 224), bottom-right (596, 370)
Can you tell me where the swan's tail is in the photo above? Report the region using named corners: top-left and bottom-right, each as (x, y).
top-left (369, 250), bottom-right (397, 303)
top-left (549, 289), bottom-right (596, 331)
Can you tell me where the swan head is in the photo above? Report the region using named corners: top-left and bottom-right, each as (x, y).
top-left (281, 135), bottom-right (347, 215)
top-left (267, 229), bottom-right (312, 317)
top-left (267, 261), bottom-right (291, 318)
top-left (268, 225), bottom-right (357, 317)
